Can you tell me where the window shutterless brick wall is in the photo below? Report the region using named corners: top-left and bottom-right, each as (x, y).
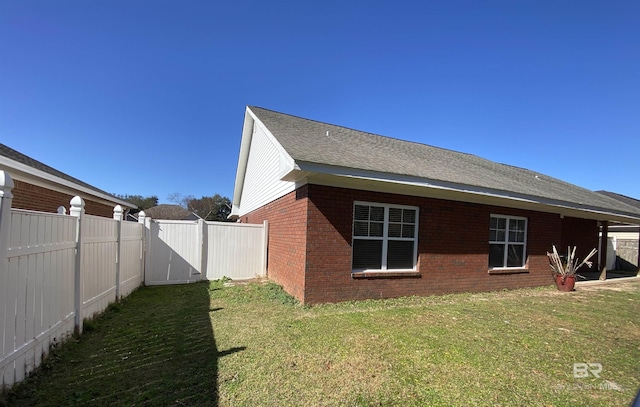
top-left (244, 183), bottom-right (598, 304)
top-left (12, 180), bottom-right (116, 218)
top-left (560, 216), bottom-right (600, 268)
top-left (242, 185), bottom-right (309, 302)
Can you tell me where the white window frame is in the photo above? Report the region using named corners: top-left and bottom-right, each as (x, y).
top-left (352, 201), bottom-right (419, 272)
top-left (489, 214), bottom-right (528, 269)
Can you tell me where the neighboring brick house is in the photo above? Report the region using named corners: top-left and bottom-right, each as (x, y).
top-left (0, 143), bottom-right (135, 218)
top-left (230, 106), bottom-right (640, 304)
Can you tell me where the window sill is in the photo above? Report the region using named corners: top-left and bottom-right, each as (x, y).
top-left (488, 268), bottom-right (529, 275)
top-left (351, 271), bottom-right (422, 279)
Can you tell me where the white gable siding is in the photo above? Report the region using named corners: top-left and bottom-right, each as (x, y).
top-left (238, 122), bottom-right (296, 216)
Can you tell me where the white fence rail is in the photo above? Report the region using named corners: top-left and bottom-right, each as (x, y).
top-left (0, 172), bottom-right (144, 388)
top-left (145, 218), bottom-right (267, 285)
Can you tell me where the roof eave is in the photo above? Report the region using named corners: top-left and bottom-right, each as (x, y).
top-left (0, 156), bottom-right (137, 209)
top-left (288, 161), bottom-right (640, 225)
top-left (230, 107), bottom-right (255, 213)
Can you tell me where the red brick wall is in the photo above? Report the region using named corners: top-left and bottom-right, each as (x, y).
top-left (243, 184), bottom-right (599, 304)
top-left (560, 216), bottom-right (599, 269)
top-left (242, 186), bottom-right (309, 302)
top-left (11, 180), bottom-right (115, 218)
top-left (303, 185), bottom-right (564, 303)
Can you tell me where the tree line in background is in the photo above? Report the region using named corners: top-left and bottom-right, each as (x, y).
top-left (169, 193), bottom-right (232, 222)
top-left (115, 193), bottom-right (232, 222)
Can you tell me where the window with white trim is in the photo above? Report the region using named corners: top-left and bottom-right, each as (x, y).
top-left (352, 202), bottom-right (419, 271)
top-left (489, 215), bottom-right (527, 268)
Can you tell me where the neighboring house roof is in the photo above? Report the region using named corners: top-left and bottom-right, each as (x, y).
top-left (596, 191), bottom-right (640, 232)
top-left (0, 143), bottom-right (135, 209)
top-left (596, 191), bottom-right (640, 211)
top-left (232, 106), bottom-right (640, 224)
top-left (142, 204), bottom-right (201, 220)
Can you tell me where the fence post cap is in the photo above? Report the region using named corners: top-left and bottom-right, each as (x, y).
top-left (70, 196), bottom-right (85, 207)
top-left (70, 196), bottom-right (85, 217)
top-left (113, 205), bottom-right (123, 220)
top-left (0, 170), bottom-right (14, 190)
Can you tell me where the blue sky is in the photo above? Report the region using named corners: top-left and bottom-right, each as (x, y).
top-left (1, 1), bottom-right (639, 204)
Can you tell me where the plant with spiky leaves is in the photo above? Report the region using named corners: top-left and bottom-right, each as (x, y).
top-left (547, 245), bottom-right (597, 282)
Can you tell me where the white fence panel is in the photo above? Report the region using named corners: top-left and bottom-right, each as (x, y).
top-left (146, 220), bottom-right (202, 285)
top-left (206, 221), bottom-right (267, 280)
top-left (146, 218), bottom-right (267, 284)
top-left (1, 210), bottom-right (76, 387)
top-left (81, 215), bottom-right (118, 318)
top-left (0, 171), bottom-right (145, 388)
top-left (119, 221), bottom-right (144, 297)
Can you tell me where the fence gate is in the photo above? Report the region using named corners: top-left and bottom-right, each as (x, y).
top-left (144, 219), bottom-right (268, 285)
top-left (146, 220), bottom-right (204, 285)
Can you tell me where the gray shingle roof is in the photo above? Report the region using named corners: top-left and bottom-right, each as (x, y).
top-left (596, 191), bottom-right (640, 211)
top-left (142, 204), bottom-right (200, 220)
top-left (0, 143), bottom-right (134, 208)
top-left (248, 106), bottom-right (640, 219)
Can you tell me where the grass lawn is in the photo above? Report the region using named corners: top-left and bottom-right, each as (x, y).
top-left (2, 278), bottom-right (639, 406)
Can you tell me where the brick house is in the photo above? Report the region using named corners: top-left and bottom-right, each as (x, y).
top-left (0, 143), bottom-right (135, 217)
top-left (230, 107), bottom-right (640, 304)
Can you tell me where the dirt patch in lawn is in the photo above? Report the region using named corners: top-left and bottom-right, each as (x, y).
top-left (222, 277), bottom-right (268, 287)
top-left (575, 277), bottom-right (640, 293)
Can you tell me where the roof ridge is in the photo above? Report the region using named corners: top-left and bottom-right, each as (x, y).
top-left (248, 106), bottom-right (584, 189)
top-left (248, 105), bottom-right (479, 158)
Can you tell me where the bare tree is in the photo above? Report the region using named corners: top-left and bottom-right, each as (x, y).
top-left (167, 193), bottom-right (232, 221)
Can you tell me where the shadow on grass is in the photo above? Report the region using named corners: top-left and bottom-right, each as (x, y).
top-left (1, 282), bottom-right (240, 407)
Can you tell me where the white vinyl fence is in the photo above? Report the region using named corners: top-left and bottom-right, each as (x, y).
top-left (144, 218), bottom-right (267, 285)
top-left (206, 221), bottom-right (267, 280)
top-left (0, 170), bottom-right (268, 389)
top-left (0, 172), bottom-right (144, 388)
